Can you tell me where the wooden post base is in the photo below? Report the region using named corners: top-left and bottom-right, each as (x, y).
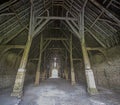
top-left (34, 71), bottom-right (40, 86)
top-left (71, 70), bottom-right (76, 85)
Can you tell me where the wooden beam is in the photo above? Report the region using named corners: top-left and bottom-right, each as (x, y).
top-left (0, 13), bottom-right (15, 16)
top-left (1, 25), bottom-right (28, 44)
top-left (33, 19), bottom-right (50, 37)
top-left (37, 16), bottom-right (77, 21)
top-left (0, 0), bottom-right (17, 11)
top-left (99, 19), bottom-right (120, 27)
top-left (79, 7), bottom-right (98, 94)
top-left (29, 58), bottom-right (39, 61)
top-left (0, 45), bottom-right (25, 49)
top-left (11, 3), bottom-right (34, 98)
top-left (86, 47), bottom-right (107, 55)
top-left (61, 40), bottom-right (70, 52)
top-left (46, 48), bottom-right (65, 50)
top-left (90, 0), bottom-right (120, 26)
top-left (9, 7), bottom-right (28, 30)
top-left (73, 58), bottom-right (82, 61)
top-left (70, 20), bottom-right (107, 48)
top-left (70, 35), bottom-right (76, 85)
top-left (66, 20), bottom-right (81, 39)
top-left (35, 35), bottom-right (43, 85)
top-left (42, 40), bottom-right (51, 52)
top-left (86, 47), bottom-right (105, 51)
top-left (85, 27), bottom-right (107, 48)
top-left (44, 38), bottom-right (68, 41)
top-left (82, 0), bottom-right (88, 8)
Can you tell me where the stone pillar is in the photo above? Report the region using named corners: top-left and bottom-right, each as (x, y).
top-left (79, 8), bottom-right (98, 94)
top-left (70, 35), bottom-right (76, 85)
top-left (11, 39), bottom-right (32, 97)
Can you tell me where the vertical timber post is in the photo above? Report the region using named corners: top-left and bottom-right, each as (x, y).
top-left (70, 35), bottom-right (76, 85)
top-left (65, 51), bottom-right (68, 80)
top-left (42, 70), bottom-right (46, 80)
top-left (79, 7), bottom-right (98, 95)
top-left (35, 35), bottom-right (43, 85)
top-left (65, 70), bottom-right (68, 80)
top-left (11, 1), bottom-right (34, 97)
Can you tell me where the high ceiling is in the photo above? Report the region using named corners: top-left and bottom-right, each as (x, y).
top-left (0, 0), bottom-right (120, 61)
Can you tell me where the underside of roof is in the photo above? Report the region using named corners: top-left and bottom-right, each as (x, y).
top-left (0, 0), bottom-right (120, 60)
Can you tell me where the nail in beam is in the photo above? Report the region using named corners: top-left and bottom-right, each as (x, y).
top-left (79, 8), bottom-right (98, 95)
top-left (11, 2), bottom-right (34, 97)
top-left (70, 35), bottom-right (76, 85)
top-left (34, 35), bottom-right (43, 85)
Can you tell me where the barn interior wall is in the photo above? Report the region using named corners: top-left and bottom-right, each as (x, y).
top-left (0, 52), bottom-right (36, 90)
top-left (0, 46), bottom-right (120, 92)
top-left (72, 46), bottom-right (120, 92)
top-left (91, 46), bottom-right (120, 92)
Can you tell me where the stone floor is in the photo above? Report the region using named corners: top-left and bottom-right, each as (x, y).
top-left (0, 78), bottom-right (120, 105)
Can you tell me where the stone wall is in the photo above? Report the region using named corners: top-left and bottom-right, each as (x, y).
top-left (91, 46), bottom-right (120, 91)
top-left (0, 52), bottom-right (36, 90)
top-left (73, 46), bottom-right (120, 92)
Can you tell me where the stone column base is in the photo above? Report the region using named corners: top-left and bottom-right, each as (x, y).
top-left (11, 68), bottom-right (25, 98)
top-left (71, 81), bottom-right (76, 85)
top-left (85, 69), bottom-right (98, 95)
top-left (71, 69), bottom-right (76, 85)
top-left (11, 91), bottom-right (23, 98)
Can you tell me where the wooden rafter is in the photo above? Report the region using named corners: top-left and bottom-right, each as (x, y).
top-left (90, 0), bottom-right (120, 26)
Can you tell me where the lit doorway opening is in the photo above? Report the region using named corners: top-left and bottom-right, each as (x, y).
top-left (51, 68), bottom-right (59, 78)
top-left (50, 58), bottom-right (59, 78)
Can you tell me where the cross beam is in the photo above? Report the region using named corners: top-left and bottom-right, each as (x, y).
top-left (44, 38), bottom-right (68, 41)
top-left (0, 45), bottom-right (25, 49)
top-left (37, 16), bottom-right (77, 21)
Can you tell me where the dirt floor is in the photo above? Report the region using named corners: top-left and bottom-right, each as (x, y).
top-left (0, 78), bottom-right (120, 105)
